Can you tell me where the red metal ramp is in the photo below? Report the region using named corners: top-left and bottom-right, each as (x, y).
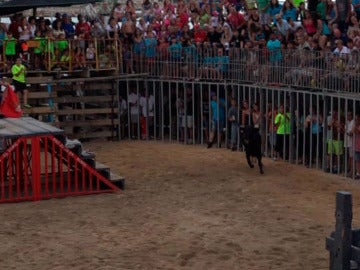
top-left (0, 135), bottom-right (120, 203)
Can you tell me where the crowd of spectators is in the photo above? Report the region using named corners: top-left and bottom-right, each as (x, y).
top-left (0, 0), bottom-right (359, 85)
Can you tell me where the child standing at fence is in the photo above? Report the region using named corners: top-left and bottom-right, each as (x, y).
top-left (5, 32), bottom-right (17, 72)
top-left (86, 42), bottom-right (96, 69)
top-left (33, 30), bottom-right (44, 70)
top-left (123, 43), bottom-right (134, 74)
top-left (353, 114), bottom-right (360, 179)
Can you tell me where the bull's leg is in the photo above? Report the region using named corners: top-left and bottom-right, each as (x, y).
top-left (258, 155), bottom-right (264, 174)
top-left (247, 152), bottom-right (254, 168)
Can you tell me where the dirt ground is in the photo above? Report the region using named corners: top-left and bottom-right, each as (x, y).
top-left (1, 140), bottom-right (360, 270)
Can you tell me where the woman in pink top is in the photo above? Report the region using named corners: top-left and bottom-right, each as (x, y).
top-left (302, 10), bottom-right (317, 37)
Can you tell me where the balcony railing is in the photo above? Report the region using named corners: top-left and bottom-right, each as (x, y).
top-left (2, 37), bottom-right (358, 93)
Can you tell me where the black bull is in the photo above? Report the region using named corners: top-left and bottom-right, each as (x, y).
top-left (240, 125), bottom-right (264, 174)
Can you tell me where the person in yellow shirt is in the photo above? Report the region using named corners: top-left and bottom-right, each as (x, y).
top-left (11, 57), bottom-right (31, 108)
top-left (274, 104), bottom-right (291, 160)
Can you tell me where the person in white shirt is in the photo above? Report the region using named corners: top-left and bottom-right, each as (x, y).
top-left (333, 39), bottom-right (351, 56)
top-left (345, 111), bottom-right (355, 176)
top-left (286, 17), bottom-right (303, 35)
top-left (274, 14), bottom-right (290, 40)
top-left (128, 88), bottom-right (140, 139)
top-left (139, 91), bottom-right (155, 139)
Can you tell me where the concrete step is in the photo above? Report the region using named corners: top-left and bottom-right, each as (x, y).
top-left (109, 172), bottom-right (125, 190)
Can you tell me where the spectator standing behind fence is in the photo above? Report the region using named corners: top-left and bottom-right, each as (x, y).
top-left (345, 111), bottom-right (354, 176)
top-left (274, 104), bottom-right (291, 160)
top-left (62, 14), bottom-right (75, 39)
top-left (304, 106), bottom-right (324, 166)
top-left (228, 98), bottom-right (239, 151)
top-left (140, 90), bottom-right (155, 139)
top-left (119, 95), bottom-right (127, 139)
top-left (267, 104), bottom-right (278, 159)
top-left (252, 102), bottom-right (261, 131)
top-left (353, 114), bottom-right (360, 179)
top-left (5, 32), bottom-right (16, 71)
top-left (18, 17), bottom-right (31, 42)
top-left (86, 41), bottom-right (96, 69)
top-left (11, 57), bottom-right (30, 108)
top-left (266, 32), bottom-right (282, 84)
top-left (207, 91), bottom-right (226, 148)
top-left (168, 37), bottom-right (182, 78)
top-left (144, 30), bottom-right (157, 74)
top-left (182, 87), bottom-right (194, 144)
top-left (128, 87), bottom-right (140, 139)
top-left (242, 100), bottom-right (251, 127)
top-left (326, 109), bottom-right (345, 173)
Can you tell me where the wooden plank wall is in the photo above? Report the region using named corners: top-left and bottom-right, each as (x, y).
top-left (22, 74), bottom-right (120, 141)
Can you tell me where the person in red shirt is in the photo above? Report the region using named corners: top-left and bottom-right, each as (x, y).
top-left (227, 6), bottom-right (246, 31)
top-left (193, 24), bottom-right (208, 44)
top-left (75, 14), bottom-right (92, 40)
top-left (0, 79), bottom-right (22, 118)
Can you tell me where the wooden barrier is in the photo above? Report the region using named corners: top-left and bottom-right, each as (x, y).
top-left (326, 191), bottom-right (360, 270)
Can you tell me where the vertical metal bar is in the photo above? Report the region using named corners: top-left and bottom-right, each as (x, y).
top-left (168, 82), bottom-right (172, 142)
top-left (200, 83), bottom-right (204, 145)
top-left (116, 79), bottom-right (121, 140)
top-left (52, 140), bottom-right (56, 195)
top-left (126, 80), bottom-right (131, 139)
top-left (82, 166), bottom-right (86, 191)
top-left (192, 82), bottom-right (195, 144)
top-left (31, 137), bottom-right (41, 201)
top-left (44, 138), bottom-right (49, 197)
top-left (160, 81), bottom-right (164, 141)
top-left (136, 79), bottom-right (141, 139)
top-left (0, 157), bottom-right (4, 201)
top-left (74, 158), bottom-right (79, 193)
top-left (176, 82), bottom-right (179, 143)
top-left (15, 143), bottom-right (20, 198)
top-left (67, 154), bottom-right (71, 193)
top-left (59, 147), bottom-right (64, 193)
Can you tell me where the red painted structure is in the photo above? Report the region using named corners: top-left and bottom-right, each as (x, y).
top-left (0, 117), bottom-right (119, 203)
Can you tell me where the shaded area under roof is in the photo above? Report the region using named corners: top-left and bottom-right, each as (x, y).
top-left (0, 0), bottom-right (99, 16)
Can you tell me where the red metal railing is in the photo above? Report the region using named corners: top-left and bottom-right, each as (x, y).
top-left (0, 135), bottom-right (119, 203)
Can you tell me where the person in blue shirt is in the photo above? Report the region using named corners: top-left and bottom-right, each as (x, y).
top-left (214, 47), bottom-right (229, 79)
top-left (269, 0), bottom-right (283, 23)
top-left (207, 91), bottom-right (226, 148)
top-left (280, 0), bottom-right (298, 21)
top-left (61, 14), bottom-right (75, 39)
top-left (183, 39), bottom-right (199, 79)
top-left (267, 31), bottom-right (282, 63)
top-left (168, 37), bottom-right (183, 77)
top-left (144, 30), bottom-right (157, 74)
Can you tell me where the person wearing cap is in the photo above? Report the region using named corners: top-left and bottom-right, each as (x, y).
top-left (52, 12), bottom-right (62, 29)
top-left (11, 57), bottom-right (30, 108)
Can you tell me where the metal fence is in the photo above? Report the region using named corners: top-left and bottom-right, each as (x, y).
top-left (5, 37), bottom-right (360, 93)
top-left (128, 46), bottom-right (360, 94)
top-left (117, 78), bottom-right (360, 179)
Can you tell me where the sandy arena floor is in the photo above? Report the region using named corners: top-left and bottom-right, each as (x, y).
top-left (1, 140), bottom-right (360, 270)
